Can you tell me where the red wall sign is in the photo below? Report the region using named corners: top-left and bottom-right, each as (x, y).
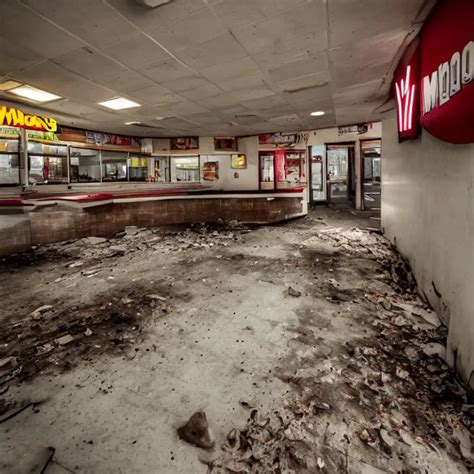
top-left (394, 0), bottom-right (474, 144)
top-left (394, 41), bottom-right (421, 141)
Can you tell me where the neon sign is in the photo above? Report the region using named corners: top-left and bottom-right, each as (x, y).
top-left (395, 66), bottom-right (416, 135)
top-left (422, 41), bottom-right (473, 115)
top-left (0, 105), bottom-right (58, 133)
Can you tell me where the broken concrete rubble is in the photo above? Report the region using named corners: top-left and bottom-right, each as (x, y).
top-left (178, 411), bottom-right (215, 450)
top-left (0, 209), bottom-right (471, 473)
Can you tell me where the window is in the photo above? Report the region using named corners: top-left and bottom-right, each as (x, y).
top-left (170, 156), bottom-right (199, 182)
top-left (101, 151), bottom-right (128, 182)
top-left (70, 148), bottom-right (100, 183)
top-left (0, 136), bottom-right (20, 185)
top-left (128, 155), bottom-right (149, 182)
top-left (28, 141), bottom-right (68, 184)
top-left (153, 156), bottom-right (170, 182)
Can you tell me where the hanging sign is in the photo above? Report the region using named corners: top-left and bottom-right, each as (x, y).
top-left (0, 105), bottom-right (58, 132)
top-left (85, 131), bottom-right (139, 147)
top-left (258, 132), bottom-right (304, 146)
top-left (337, 123), bottom-right (371, 136)
top-left (419, 0), bottom-right (474, 144)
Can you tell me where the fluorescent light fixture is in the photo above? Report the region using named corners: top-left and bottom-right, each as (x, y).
top-left (0, 80), bottom-right (22, 91)
top-left (310, 111), bottom-right (325, 116)
top-left (9, 85), bottom-right (61, 103)
top-left (125, 121), bottom-right (141, 125)
top-left (99, 97), bottom-right (141, 110)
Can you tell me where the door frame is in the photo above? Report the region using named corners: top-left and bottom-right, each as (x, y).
top-left (360, 138), bottom-right (382, 210)
top-left (325, 141), bottom-right (356, 204)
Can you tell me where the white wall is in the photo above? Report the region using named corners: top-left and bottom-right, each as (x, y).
top-left (198, 136), bottom-right (259, 191)
top-left (381, 111), bottom-right (474, 389)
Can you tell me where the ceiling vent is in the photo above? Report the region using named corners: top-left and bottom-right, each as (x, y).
top-left (135, 0), bottom-right (172, 8)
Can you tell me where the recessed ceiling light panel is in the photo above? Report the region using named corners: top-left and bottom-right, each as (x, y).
top-left (310, 111), bottom-right (325, 116)
top-left (9, 85), bottom-right (62, 103)
top-left (99, 97), bottom-right (141, 110)
top-left (0, 80), bottom-right (22, 91)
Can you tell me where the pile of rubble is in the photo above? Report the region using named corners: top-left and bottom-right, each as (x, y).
top-left (202, 294), bottom-right (472, 473)
top-left (1, 220), bottom-right (251, 267)
top-left (198, 227), bottom-right (473, 473)
top-left (0, 288), bottom-right (171, 385)
top-left (315, 226), bottom-right (417, 293)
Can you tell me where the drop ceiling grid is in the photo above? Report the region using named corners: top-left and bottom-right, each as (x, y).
top-left (0, 0), bottom-right (432, 136)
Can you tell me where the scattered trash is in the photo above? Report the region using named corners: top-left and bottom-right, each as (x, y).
top-left (422, 342), bottom-right (446, 360)
top-left (0, 400), bottom-right (37, 423)
top-left (0, 356), bottom-right (17, 370)
top-left (395, 366), bottom-right (410, 380)
top-left (288, 286), bottom-right (302, 297)
top-left (30, 305), bottom-right (53, 319)
top-left (55, 334), bottom-right (74, 346)
top-left (125, 226), bottom-right (139, 236)
top-left (380, 428), bottom-right (396, 447)
top-left (145, 294), bottom-right (167, 302)
top-left (178, 411), bottom-right (215, 450)
top-left (84, 328), bottom-right (93, 337)
top-left (84, 236), bottom-right (107, 245)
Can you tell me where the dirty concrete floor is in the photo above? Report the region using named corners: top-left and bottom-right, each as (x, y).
top-left (0, 208), bottom-right (472, 473)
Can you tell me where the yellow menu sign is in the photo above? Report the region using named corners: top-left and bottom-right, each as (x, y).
top-left (0, 105), bottom-right (58, 132)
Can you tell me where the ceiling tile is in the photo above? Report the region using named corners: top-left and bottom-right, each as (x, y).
top-left (148, 8), bottom-right (226, 52)
top-left (21, 0), bottom-right (138, 49)
top-left (106, 0), bottom-right (208, 31)
top-left (8, 60), bottom-right (117, 103)
top-left (0, 37), bottom-right (40, 74)
top-left (232, 1), bottom-right (325, 56)
top-left (266, 52), bottom-right (328, 83)
top-left (277, 72), bottom-right (330, 93)
top-left (52, 47), bottom-right (129, 85)
top-left (177, 34), bottom-right (248, 69)
top-left (101, 33), bottom-right (171, 69)
top-left (0, 0), bottom-right (84, 58)
top-left (142, 58), bottom-right (194, 83)
top-left (131, 84), bottom-right (181, 105)
top-left (211, 0), bottom-right (267, 29)
top-left (100, 69), bottom-right (157, 95)
top-left (179, 83), bottom-right (222, 101)
top-left (329, 0), bottom-right (426, 48)
top-left (199, 56), bottom-right (259, 82)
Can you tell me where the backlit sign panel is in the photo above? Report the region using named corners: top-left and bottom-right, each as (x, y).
top-left (0, 105), bottom-right (58, 133)
top-left (419, 0), bottom-right (474, 143)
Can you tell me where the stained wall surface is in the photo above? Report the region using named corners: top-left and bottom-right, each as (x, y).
top-left (381, 111), bottom-right (474, 388)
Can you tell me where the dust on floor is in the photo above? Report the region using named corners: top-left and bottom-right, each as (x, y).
top-left (0, 208), bottom-right (472, 473)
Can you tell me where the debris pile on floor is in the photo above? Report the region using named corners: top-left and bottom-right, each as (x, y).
top-left (200, 223), bottom-right (472, 473)
top-left (0, 209), bottom-right (472, 473)
top-left (315, 226), bottom-right (417, 293)
top-left (204, 294), bottom-right (472, 473)
top-left (1, 221), bottom-right (251, 268)
top-left (0, 287), bottom-right (172, 385)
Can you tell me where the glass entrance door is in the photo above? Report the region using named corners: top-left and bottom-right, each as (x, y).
top-left (327, 147), bottom-right (349, 203)
top-left (361, 140), bottom-right (381, 210)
